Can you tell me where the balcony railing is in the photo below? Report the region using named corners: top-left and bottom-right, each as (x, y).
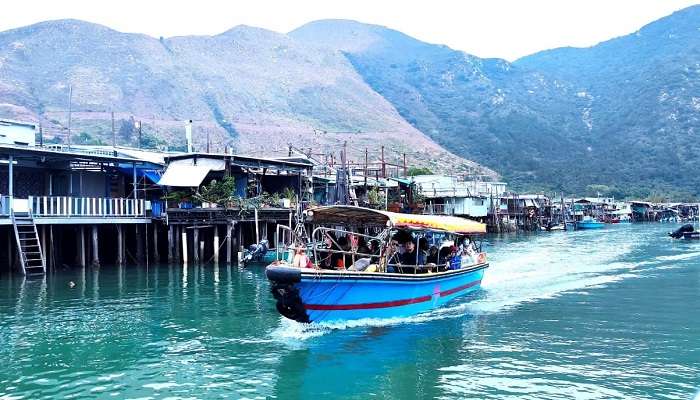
top-left (28, 196), bottom-right (146, 218)
top-left (425, 203), bottom-right (454, 215)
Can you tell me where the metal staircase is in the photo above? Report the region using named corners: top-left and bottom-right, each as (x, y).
top-left (11, 211), bottom-right (46, 275)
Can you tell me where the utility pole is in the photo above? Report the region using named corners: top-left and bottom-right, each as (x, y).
top-left (137, 120), bottom-right (142, 149)
top-left (206, 129), bottom-right (210, 153)
top-left (403, 153), bottom-right (407, 176)
top-left (364, 147), bottom-right (368, 187)
top-left (381, 145), bottom-right (386, 178)
top-left (39, 124), bottom-right (43, 147)
top-left (67, 85), bottom-right (72, 149)
top-left (111, 110), bottom-right (116, 147)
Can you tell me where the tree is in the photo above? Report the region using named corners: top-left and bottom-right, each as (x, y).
top-left (407, 167), bottom-right (433, 176)
top-left (118, 117), bottom-right (135, 142)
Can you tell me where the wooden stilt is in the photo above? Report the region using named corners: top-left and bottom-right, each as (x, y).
top-left (49, 225), bottom-right (55, 270)
top-left (175, 225), bottom-right (181, 263)
top-left (226, 222), bottom-right (233, 264)
top-left (199, 241), bottom-right (204, 263)
top-left (117, 225), bottom-right (124, 266)
top-left (214, 226), bottom-right (220, 264)
top-left (193, 228), bottom-right (200, 264)
top-left (254, 208), bottom-right (260, 244)
top-left (181, 228), bottom-right (188, 264)
top-left (135, 225), bottom-right (145, 263)
top-left (79, 226), bottom-right (86, 267)
top-left (167, 224), bottom-right (174, 263)
top-left (237, 222), bottom-right (243, 251)
top-left (153, 224), bottom-right (160, 262)
top-left (41, 226), bottom-right (47, 272)
top-left (91, 225), bottom-right (100, 267)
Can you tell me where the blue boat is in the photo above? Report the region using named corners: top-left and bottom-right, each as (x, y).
top-left (576, 216), bottom-right (605, 230)
top-left (266, 206), bottom-right (488, 323)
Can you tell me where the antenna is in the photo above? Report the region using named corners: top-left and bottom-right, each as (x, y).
top-left (67, 85), bottom-right (72, 149)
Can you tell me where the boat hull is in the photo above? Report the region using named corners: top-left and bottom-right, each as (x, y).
top-left (267, 264), bottom-right (487, 323)
top-left (576, 221), bottom-right (605, 229)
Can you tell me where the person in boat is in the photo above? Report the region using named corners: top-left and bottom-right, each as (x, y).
top-left (292, 245), bottom-right (313, 269)
top-left (331, 236), bottom-right (350, 270)
top-left (384, 238), bottom-right (402, 273)
top-left (319, 232), bottom-right (338, 270)
top-left (400, 238), bottom-right (425, 267)
top-left (448, 245), bottom-right (462, 270)
top-left (461, 238), bottom-right (477, 265)
top-left (426, 245), bottom-right (439, 264)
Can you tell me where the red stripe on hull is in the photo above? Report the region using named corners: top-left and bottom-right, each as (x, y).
top-left (304, 280), bottom-right (481, 311)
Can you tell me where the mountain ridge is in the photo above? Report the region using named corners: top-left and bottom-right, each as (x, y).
top-left (291, 6), bottom-right (700, 199)
top-left (0, 18), bottom-right (495, 178)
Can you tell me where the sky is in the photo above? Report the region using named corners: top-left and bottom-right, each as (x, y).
top-left (2, 0), bottom-right (698, 60)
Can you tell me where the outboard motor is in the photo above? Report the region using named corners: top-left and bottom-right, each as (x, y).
top-left (243, 240), bottom-right (270, 264)
top-left (669, 224), bottom-right (695, 239)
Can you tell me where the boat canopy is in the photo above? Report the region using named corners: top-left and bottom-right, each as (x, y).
top-left (306, 205), bottom-right (486, 234)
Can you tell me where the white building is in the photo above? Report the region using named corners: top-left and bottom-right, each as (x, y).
top-left (411, 175), bottom-right (506, 218)
top-left (0, 119), bottom-right (36, 146)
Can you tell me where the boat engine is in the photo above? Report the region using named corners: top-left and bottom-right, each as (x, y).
top-left (243, 239), bottom-right (269, 264)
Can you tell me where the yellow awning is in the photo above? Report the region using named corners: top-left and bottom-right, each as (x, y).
top-left (307, 206), bottom-right (486, 234)
top-left (386, 212), bottom-right (486, 234)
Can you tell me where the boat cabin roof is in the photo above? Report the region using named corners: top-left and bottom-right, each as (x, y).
top-left (306, 205), bottom-right (486, 234)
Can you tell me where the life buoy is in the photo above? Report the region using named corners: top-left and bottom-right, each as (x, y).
top-left (477, 252), bottom-right (487, 264)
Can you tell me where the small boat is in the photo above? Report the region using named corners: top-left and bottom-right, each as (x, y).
top-left (266, 206), bottom-right (488, 323)
top-left (669, 224), bottom-right (700, 240)
top-left (241, 240), bottom-right (280, 265)
top-left (541, 223), bottom-right (565, 231)
top-left (618, 215), bottom-right (632, 223)
top-left (576, 216), bottom-right (605, 229)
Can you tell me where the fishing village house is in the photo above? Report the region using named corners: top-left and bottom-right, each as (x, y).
top-left (0, 118), bottom-right (316, 274)
top-left (0, 119), bottom-right (165, 274)
top-left (155, 152), bottom-right (313, 264)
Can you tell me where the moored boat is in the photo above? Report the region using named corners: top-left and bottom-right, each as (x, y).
top-left (576, 215), bottom-right (605, 230)
top-left (266, 206), bottom-right (488, 323)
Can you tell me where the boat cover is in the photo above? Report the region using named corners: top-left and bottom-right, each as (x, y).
top-left (307, 205), bottom-right (486, 234)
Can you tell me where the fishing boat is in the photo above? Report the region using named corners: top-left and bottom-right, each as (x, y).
top-left (266, 206), bottom-right (488, 323)
top-left (576, 215), bottom-right (605, 230)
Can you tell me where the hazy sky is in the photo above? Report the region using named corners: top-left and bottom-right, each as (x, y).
top-left (3, 0), bottom-right (698, 60)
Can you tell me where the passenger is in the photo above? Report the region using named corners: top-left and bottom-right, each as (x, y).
top-left (426, 246), bottom-right (439, 265)
top-left (385, 239), bottom-right (401, 272)
top-left (292, 246), bottom-right (313, 269)
top-left (319, 232), bottom-right (338, 270)
top-left (448, 245), bottom-right (461, 270)
top-left (331, 236), bottom-right (350, 269)
top-left (461, 238), bottom-right (477, 266)
top-left (356, 236), bottom-right (371, 256)
top-left (400, 239), bottom-right (425, 266)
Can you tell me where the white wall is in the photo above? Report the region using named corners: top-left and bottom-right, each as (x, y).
top-left (0, 121), bottom-right (36, 146)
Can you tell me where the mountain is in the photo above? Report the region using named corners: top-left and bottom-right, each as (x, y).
top-left (515, 5), bottom-right (700, 198)
top-left (0, 19), bottom-right (495, 177)
top-left (291, 7), bottom-right (700, 199)
top-left (2, 7), bottom-right (699, 198)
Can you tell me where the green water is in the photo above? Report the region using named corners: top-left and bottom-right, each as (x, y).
top-left (1, 223), bottom-right (699, 399)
